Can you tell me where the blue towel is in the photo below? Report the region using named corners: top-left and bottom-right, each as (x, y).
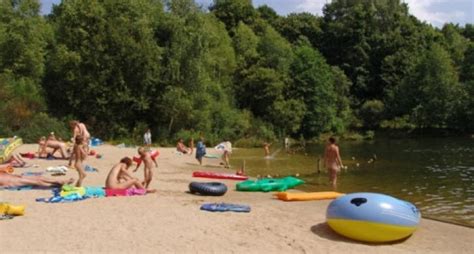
top-left (84, 186), bottom-right (105, 198)
top-left (200, 203), bottom-right (251, 213)
top-left (36, 193), bottom-right (89, 203)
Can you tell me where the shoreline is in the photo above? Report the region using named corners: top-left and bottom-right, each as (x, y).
top-left (1, 144), bottom-right (472, 253)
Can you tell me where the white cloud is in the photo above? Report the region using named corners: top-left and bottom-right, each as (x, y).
top-left (294, 0), bottom-right (329, 16)
top-left (404, 0), bottom-right (468, 26)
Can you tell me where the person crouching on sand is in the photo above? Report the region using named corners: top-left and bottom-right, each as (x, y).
top-left (106, 157), bottom-right (156, 192)
top-left (72, 135), bottom-right (87, 187)
top-left (134, 147), bottom-right (157, 189)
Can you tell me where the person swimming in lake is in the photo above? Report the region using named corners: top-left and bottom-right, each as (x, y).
top-left (324, 137), bottom-right (344, 190)
top-left (263, 142), bottom-right (271, 157)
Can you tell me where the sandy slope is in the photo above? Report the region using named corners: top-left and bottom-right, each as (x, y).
top-left (0, 144), bottom-right (472, 253)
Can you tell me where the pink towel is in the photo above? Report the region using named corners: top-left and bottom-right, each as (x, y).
top-left (105, 188), bottom-right (146, 197)
top-left (126, 188), bottom-right (146, 196)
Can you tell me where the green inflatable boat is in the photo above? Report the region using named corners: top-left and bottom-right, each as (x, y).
top-left (236, 176), bottom-right (304, 192)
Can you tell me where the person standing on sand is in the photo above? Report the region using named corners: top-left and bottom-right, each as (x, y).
top-left (72, 135), bottom-right (87, 187)
top-left (324, 137), bottom-right (344, 190)
top-left (134, 147), bottom-right (157, 189)
top-left (69, 120), bottom-right (90, 166)
top-left (195, 137), bottom-right (206, 165)
top-left (144, 128), bottom-right (152, 151)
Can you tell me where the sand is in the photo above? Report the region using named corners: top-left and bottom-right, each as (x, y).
top-left (1, 144), bottom-right (473, 253)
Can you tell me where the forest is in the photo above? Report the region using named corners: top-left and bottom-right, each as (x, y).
top-left (0, 0), bottom-right (473, 144)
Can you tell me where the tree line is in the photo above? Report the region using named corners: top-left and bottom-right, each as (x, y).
top-left (0, 0), bottom-right (472, 144)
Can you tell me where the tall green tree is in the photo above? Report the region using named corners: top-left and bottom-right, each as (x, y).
top-left (44, 0), bottom-right (163, 136)
top-left (0, 0), bottom-right (52, 132)
top-left (400, 44), bottom-right (462, 128)
top-left (289, 43), bottom-right (339, 137)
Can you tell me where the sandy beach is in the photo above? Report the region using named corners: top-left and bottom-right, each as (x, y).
top-left (1, 144), bottom-right (472, 253)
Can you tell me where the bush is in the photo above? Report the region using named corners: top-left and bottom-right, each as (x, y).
top-left (14, 113), bottom-right (69, 143)
top-left (359, 100), bottom-right (385, 129)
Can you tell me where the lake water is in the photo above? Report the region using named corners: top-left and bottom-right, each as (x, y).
top-left (228, 137), bottom-right (474, 227)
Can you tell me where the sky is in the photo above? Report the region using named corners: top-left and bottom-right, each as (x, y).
top-left (40, 0), bottom-right (473, 27)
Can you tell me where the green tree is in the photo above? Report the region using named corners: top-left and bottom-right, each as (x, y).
top-left (275, 12), bottom-right (322, 48)
top-left (210, 0), bottom-right (257, 33)
top-left (44, 0), bottom-right (163, 136)
top-left (289, 43), bottom-right (338, 137)
top-left (402, 44), bottom-right (462, 128)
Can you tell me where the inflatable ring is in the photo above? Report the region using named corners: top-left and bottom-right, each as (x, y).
top-left (189, 182), bottom-right (227, 196)
top-left (326, 192), bottom-right (421, 243)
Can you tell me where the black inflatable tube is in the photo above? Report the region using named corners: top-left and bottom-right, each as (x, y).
top-left (189, 182), bottom-right (228, 196)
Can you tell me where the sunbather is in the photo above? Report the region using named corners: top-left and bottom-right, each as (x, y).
top-left (0, 172), bottom-right (74, 188)
top-left (106, 157), bottom-right (156, 193)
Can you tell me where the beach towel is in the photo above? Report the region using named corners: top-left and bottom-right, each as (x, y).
top-left (60, 185), bottom-right (85, 197)
top-left (36, 193), bottom-right (88, 203)
top-left (200, 203), bottom-right (251, 213)
top-left (105, 188), bottom-right (147, 197)
top-left (84, 187), bottom-right (105, 198)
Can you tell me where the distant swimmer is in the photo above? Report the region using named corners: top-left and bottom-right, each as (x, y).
top-left (324, 137), bottom-right (344, 190)
top-left (263, 142), bottom-right (271, 157)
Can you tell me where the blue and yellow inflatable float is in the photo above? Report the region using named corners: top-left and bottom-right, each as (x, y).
top-left (326, 192), bottom-right (421, 243)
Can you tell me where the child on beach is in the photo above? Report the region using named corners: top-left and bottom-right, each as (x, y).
top-left (106, 157), bottom-right (155, 192)
top-left (134, 147), bottom-right (157, 189)
top-left (222, 139), bottom-right (232, 168)
top-left (195, 137), bottom-right (206, 165)
top-left (143, 128), bottom-right (152, 151)
top-left (72, 135), bottom-right (87, 187)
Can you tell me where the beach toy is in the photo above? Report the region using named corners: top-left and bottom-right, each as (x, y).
top-left (89, 150), bottom-right (97, 156)
top-left (200, 203), bottom-right (251, 213)
top-left (189, 182), bottom-right (228, 196)
top-left (90, 138), bottom-right (103, 147)
top-left (276, 191), bottom-right (344, 201)
top-left (0, 203), bottom-right (25, 216)
top-left (133, 150), bottom-right (160, 165)
top-left (0, 137), bottom-right (23, 164)
top-left (236, 176), bottom-right (304, 192)
top-left (192, 171), bottom-right (248, 181)
top-left (96, 154), bottom-right (102, 159)
top-left (326, 192), bottom-right (421, 243)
